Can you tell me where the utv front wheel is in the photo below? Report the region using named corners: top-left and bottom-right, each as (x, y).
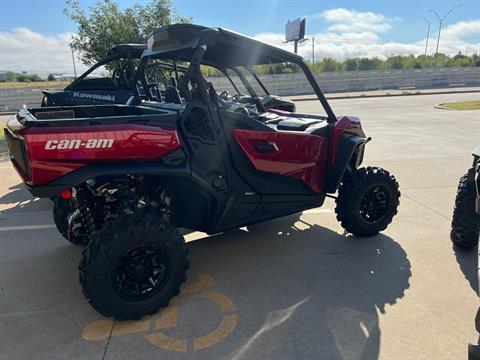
top-left (335, 167), bottom-right (400, 237)
top-left (79, 213), bottom-right (189, 320)
top-left (450, 170), bottom-right (480, 248)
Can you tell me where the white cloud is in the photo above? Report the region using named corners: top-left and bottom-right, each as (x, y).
top-left (254, 10), bottom-right (480, 61)
top-left (320, 8), bottom-right (388, 24)
top-left (315, 8), bottom-right (395, 34)
top-left (0, 28), bottom-right (87, 76)
top-left (0, 10), bottom-right (479, 75)
top-left (442, 20), bottom-right (480, 39)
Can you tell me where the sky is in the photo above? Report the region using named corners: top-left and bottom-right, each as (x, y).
top-left (0, 0), bottom-right (479, 75)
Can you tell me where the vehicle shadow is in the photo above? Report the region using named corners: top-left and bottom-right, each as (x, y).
top-left (0, 213), bottom-right (410, 360)
top-left (186, 214), bottom-right (411, 360)
top-left (453, 244), bottom-right (478, 293)
top-left (0, 182), bottom-right (51, 213)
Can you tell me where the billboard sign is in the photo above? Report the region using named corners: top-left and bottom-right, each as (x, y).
top-left (285, 18), bottom-right (306, 42)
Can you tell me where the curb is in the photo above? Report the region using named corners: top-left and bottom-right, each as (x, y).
top-left (293, 88), bottom-right (480, 102)
top-left (434, 104), bottom-right (456, 110)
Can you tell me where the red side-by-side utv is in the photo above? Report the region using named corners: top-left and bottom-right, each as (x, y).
top-left (5, 24), bottom-right (400, 320)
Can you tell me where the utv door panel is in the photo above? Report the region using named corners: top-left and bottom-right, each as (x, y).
top-left (220, 110), bottom-right (316, 195)
top-left (233, 129), bottom-right (328, 193)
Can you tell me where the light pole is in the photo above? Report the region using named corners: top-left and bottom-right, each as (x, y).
top-left (429, 4), bottom-right (462, 55)
top-left (422, 17), bottom-right (430, 58)
top-left (312, 36), bottom-right (315, 65)
top-left (70, 44), bottom-right (77, 78)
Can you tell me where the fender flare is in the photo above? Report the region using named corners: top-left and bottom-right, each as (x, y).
top-left (26, 155), bottom-right (192, 198)
top-left (324, 134), bottom-right (368, 193)
top-left (472, 145), bottom-right (480, 159)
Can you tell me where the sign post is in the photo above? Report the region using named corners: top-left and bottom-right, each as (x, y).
top-left (285, 18), bottom-right (306, 54)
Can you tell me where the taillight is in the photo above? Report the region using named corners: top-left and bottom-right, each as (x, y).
top-left (60, 189), bottom-right (73, 199)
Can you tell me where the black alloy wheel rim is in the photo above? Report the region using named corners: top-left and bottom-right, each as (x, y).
top-left (112, 245), bottom-right (170, 301)
top-left (359, 185), bottom-right (389, 224)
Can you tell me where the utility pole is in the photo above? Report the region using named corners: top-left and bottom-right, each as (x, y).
top-left (422, 17), bottom-right (430, 58)
top-left (312, 36), bottom-right (315, 65)
top-left (70, 44), bottom-right (77, 78)
top-left (429, 4), bottom-right (462, 55)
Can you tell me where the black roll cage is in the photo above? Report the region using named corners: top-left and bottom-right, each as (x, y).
top-left (135, 26), bottom-right (337, 124)
top-left (65, 45), bottom-right (145, 90)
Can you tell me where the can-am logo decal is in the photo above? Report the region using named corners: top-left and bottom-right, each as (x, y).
top-left (73, 92), bottom-right (115, 102)
top-left (44, 139), bottom-right (114, 150)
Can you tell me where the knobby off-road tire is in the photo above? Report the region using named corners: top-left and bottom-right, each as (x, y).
top-left (451, 170), bottom-right (480, 248)
top-left (335, 167), bottom-right (400, 237)
top-left (79, 213), bottom-right (189, 320)
top-left (53, 196), bottom-right (87, 246)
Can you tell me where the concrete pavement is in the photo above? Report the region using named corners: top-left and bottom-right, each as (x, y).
top-left (292, 86), bottom-right (480, 101)
top-left (0, 92), bottom-right (479, 359)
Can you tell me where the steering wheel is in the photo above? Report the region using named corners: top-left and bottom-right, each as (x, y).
top-left (219, 90), bottom-right (229, 100)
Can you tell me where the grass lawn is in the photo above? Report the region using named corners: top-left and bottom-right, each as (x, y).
top-left (439, 100), bottom-right (480, 110)
top-left (0, 81), bottom-right (69, 90)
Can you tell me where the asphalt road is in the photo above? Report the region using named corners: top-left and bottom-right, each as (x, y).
top-left (0, 92), bottom-right (479, 360)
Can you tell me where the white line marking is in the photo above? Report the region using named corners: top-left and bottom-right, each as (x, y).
top-left (303, 209), bottom-right (333, 214)
top-left (0, 224), bottom-right (56, 232)
top-left (0, 210), bottom-right (332, 232)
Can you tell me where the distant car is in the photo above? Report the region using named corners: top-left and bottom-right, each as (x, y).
top-left (41, 44), bottom-right (146, 107)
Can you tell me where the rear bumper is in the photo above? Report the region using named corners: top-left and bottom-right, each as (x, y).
top-left (24, 159), bottom-right (190, 198)
top-left (25, 183), bottom-right (67, 198)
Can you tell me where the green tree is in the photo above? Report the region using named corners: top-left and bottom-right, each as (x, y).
top-left (319, 58), bottom-right (341, 72)
top-left (5, 72), bottom-right (16, 82)
top-left (28, 74), bottom-right (42, 82)
top-left (472, 54), bottom-right (480, 67)
top-left (64, 0), bottom-right (191, 66)
top-left (447, 52), bottom-right (472, 67)
top-left (357, 57), bottom-right (382, 71)
top-left (47, 74), bottom-right (56, 81)
top-left (344, 58), bottom-right (358, 71)
top-left (386, 56), bottom-right (405, 69)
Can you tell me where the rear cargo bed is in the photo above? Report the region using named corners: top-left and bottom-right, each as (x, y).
top-left (16, 104), bottom-right (178, 128)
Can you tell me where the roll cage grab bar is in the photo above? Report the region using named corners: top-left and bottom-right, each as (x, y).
top-left (133, 28), bottom-right (337, 124)
top-left (65, 52), bottom-right (127, 89)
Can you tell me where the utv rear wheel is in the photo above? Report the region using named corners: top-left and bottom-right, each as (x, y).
top-left (53, 196), bottom-right (87, 246)
top-left (451, 170), bottom-right (480, 248)
top-left (335, 167), bottom-right (400, 237)
top-left (79, 213), bottom-right (189, 320)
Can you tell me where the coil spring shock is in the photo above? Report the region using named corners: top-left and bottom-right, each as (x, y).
top-left (75, 185), bottom-right (97, 235)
